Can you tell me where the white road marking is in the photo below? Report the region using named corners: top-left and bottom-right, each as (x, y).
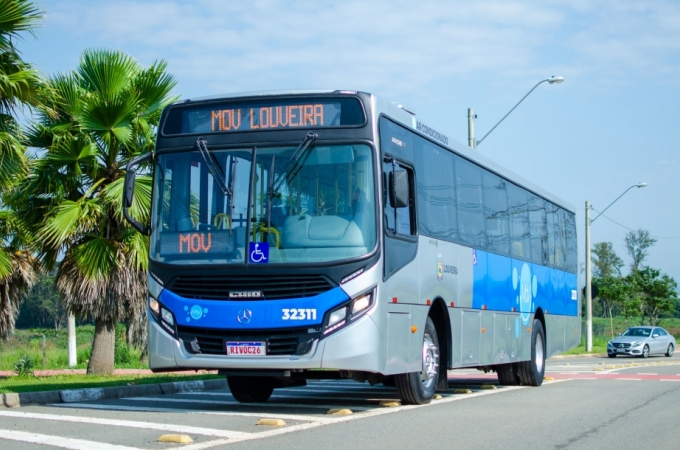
top-left (0, 429), bottom-right (141, 450)
top-left (615, 378), bottom-right (641, 381)
top-left (637, 373), bottom-right (658, 375)
top-left (660, 379), bottom-right (680, 382)
top-left (126, 396), bottom-right (373, 411)
top-left (23, 381), bottom-right (536, 448)
top-left (0, 410), bottom-right (249, 438)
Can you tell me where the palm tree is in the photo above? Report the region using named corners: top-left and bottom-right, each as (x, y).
top-left (0, 0), bottom-right (42, 338)
top-left (21, 49), bottom-right (176, 373)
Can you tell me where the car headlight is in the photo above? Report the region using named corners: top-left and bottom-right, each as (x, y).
top-left (607, 341), bottom-right (613, 347)
top-left (324, 289), bottom-right (375, 335)
top-left (630, 341), bottom-right (642, 347)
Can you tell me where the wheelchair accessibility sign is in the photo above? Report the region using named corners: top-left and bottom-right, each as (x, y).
top-left (249, 242), bottom-right (269, 264)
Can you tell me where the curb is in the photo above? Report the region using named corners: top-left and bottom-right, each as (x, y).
top-left (1, 378), bottom-right (227, 409)
top-left (550, 353), bottom-right (608, 359)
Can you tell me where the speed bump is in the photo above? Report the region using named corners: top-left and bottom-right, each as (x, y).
top-left (453, 389), bottom-right (472, 394)
top-left (544, 376), bottom-right (554, 381)
top-left (256, 418), bottom-right (286, 427)
top-left (480, 385), bottom-right (497, 390)
top-left (433, 394), bottom-right (443, 400)
top-left (158, 435), bottom-right (194, 444)
top-left (379, 401), bottom-right (401, 407)
top-left (327, 409), bottom-right (353, 415)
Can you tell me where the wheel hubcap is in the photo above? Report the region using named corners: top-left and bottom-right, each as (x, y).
top-left (421, 333), bottom-right (439, 389)
top-left (535, 335), bottom-right (544, 373)
top-left (669, 345), bottom-right (674, 356)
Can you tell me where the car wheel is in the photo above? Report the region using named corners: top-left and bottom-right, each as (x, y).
top-left (607, 353), bottom-right (617, 358)
top-left (666, 344), bottom-right (674, 357)
top-left (395, 317), bottom-right (439, 405)
top-left (516, 319), bottom-right (545, 386)
top-left (227, 376), bottom-right (275, 403)
top-left (641, 345), bottom-right (650, 358)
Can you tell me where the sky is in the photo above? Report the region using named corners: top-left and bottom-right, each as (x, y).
top-left (17, 0), bottom-right (680, 285)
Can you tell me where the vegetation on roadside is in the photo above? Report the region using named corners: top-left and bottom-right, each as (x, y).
top-left (0, 373), bottom-right (222, 394)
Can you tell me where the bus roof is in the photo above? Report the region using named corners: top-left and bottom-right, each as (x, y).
top-left (180, 89), bottom-right (575, 213)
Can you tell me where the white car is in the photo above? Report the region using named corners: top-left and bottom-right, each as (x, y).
top-left (607, 326), bottom-right (676, 358)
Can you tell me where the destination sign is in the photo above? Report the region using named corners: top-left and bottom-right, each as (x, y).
top-left (163, 97), bottom-right (365, 135)
top-left (159, 231), bottom-right (236, 256)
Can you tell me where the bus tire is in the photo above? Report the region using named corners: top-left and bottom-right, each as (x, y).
top-left (496, 363), bottom-right (520, 385)
top-left (227, 376), bottom-right (275, 403)
top-left (395, 317), bottom-right (439, 405)
top-left (517, 319), bottom-right (545, 387)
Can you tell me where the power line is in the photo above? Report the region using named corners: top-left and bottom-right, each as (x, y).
top-left (591, 208), bottom-right (680, 239)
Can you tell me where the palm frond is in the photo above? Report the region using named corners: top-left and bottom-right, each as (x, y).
top-left (0, 0), bottom-right (43, 52)
top-left (78, 49), bottom-right (139, 103)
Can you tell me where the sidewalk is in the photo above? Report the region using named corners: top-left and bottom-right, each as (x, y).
top-left (0, 369), bottom-right (217, 378)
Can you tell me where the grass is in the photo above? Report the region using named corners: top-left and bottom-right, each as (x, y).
top-left (0, 373), bottom-right (222, 394)
top-left (0, 325), bottom-right (146, 371)
top-left (559, 336), bottom-right (608, 355)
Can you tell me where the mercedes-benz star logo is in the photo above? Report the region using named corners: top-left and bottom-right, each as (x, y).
top-left (237, 309), bottom-right (252, 324)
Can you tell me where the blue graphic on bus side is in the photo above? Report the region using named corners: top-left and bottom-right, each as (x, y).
top-left (160, 286), bottom-right (349, 329)
top-left (472, 250), bottom-right (578, 318)
top-left (249, 242), bottom-right (269, 264)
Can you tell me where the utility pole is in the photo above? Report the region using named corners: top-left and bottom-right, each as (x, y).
top-left (68, 313), bottom-right (77, 367)
top-left (585, 201), bottom-right (592, 352)
top-left (467, 108), bottom-right (476, 148)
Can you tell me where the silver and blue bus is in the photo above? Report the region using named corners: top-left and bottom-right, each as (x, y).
top-left (123, 90), bottom-right (579, 405)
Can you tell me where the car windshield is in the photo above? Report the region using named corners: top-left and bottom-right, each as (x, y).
top-left (622, 328), bottom-right (651, 337)
top-left (150, 144), bottom-right (376, 265)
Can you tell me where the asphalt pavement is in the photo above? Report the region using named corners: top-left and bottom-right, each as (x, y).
top-left (1, 352), bottom-right (679, 449)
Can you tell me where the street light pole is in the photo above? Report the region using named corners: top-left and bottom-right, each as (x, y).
top-left (468, 76), bottom-right (564, 148)
top-left (584, 182), bottom-right (647, 352)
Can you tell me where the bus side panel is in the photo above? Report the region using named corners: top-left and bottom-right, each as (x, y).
top-left (565, 315), bottom-right (581, 350)
top-left (493, 313), bottom-right (519, 364)
top-left (546, 314), bottom-right (566, 356)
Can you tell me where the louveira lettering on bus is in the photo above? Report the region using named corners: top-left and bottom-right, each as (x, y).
top-left (416, 121), bottom-right (448, 145)
top-left (211, 104), bottom-right (326, 132)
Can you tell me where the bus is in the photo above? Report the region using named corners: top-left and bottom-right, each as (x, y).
top-left (123, 90), bottom-right (579, 405)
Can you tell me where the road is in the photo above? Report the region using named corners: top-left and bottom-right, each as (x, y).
top-left (1, 353), bottom-right (679, 449)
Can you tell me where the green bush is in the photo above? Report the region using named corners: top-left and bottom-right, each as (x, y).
top-left (114, 323), bottom-right (132, 365)
top-left (13, 355), bottom-right (35, 377)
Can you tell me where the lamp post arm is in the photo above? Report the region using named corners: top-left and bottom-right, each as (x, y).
top-left (476, 79), bottom-right (549, 147)
top-left (591, 184), bottom-right (637, 223)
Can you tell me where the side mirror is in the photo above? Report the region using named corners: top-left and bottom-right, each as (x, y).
top-left (652, 334), bottom-right (659, 339)
top-left (123, 152), bottom-right (152, 235)
top-left (389, 170), bottom-right (409, 208)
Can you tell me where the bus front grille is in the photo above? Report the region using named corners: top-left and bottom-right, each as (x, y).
top-left (177, 325), bottom-right (319, 356)
top-left (167, 274), bottom-right (334, 300)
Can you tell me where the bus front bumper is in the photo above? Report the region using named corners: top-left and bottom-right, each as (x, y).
top-left (148, 313), bottom-right (382, 373)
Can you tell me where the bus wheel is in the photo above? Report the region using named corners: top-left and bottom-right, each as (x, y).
top-left (517, 319), bottom-right (545, 386)
top-left (496, 363), bottom-right (520, 385)
top-left (227, 376), bottom-right (275, 403)
top-left (395, 317), bottom-right (439, 405)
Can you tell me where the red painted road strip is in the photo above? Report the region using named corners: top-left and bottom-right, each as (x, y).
top-left (447, 373), bottom-right (680, 381)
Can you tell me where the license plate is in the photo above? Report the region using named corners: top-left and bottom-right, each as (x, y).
top-left (618, 348), bottom-right (626, 352)
top-left (226, 341), bottom-right (266, 356)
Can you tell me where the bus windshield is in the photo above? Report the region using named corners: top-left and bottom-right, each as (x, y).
top-left (150, 143), bottom-right (376, 265)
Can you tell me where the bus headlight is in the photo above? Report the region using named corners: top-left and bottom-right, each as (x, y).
top-left (324, 288), bottom-right (375, 335)
top-left (149, 296), bottom-right (160, 316)
top-left (161, 308), bottom-right (175, 326)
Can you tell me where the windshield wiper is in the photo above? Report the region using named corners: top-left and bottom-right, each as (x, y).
top-left (196, 138), bottom-right (231, 197)
top-left (270, 132), bottom-right (317, 194)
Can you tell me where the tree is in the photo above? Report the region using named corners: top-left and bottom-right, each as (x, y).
top-left (0, 0), bottom-right (42, 338)
top-left (627, 266), bottom-right (677, 326)
top-left (625, 229), bottom-right (656, 272)
top-left (592, 242), bottom-right (624, 278)
top-left (20, 49), bottom-right (176, 373)
top-left (592, 275), bottom-right (630, 337)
